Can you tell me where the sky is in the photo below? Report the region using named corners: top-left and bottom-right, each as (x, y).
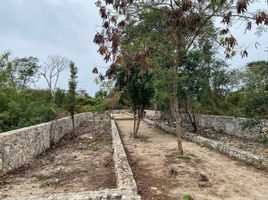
top-left (0, 0), bottom-right (107, 96)
top-left (0, 0), bottom-right (267, 96)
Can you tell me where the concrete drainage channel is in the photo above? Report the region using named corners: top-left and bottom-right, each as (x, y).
top-left (1, 115), bottom-right (140, 200)
top-left (144, 118), bottom-right (268, 170)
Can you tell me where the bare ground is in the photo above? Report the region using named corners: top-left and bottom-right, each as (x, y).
top-left (0, 120), bottom-right (116, 199)
top-left (114, 114), bottom-right (268, 200)
top-left (196, 128), bottom-right (268, 158)
top-left (145, 110), bottom-right (268, 159)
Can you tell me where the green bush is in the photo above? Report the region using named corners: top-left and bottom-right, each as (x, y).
top-left (0, 89), bottom-right (56, 132)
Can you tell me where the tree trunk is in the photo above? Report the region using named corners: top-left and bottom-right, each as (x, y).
top-left (185, 97), bottom-right (198, 133)
top-left (154, 103), bottom-right (158, 127)
top-left (134, 117), bottom-right (141, 138)
top-left (174, 65), bottom-right (183, 155)
top-left (71, 115), bottom-right (75, 138)
top-left (133, 107), bottom-right (144, 138)
top-left (133, 109), bottom-right (137, 138)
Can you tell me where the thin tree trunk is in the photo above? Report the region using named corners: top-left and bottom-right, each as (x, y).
top-left (185, 97), bottom-right (198, 133)
top-left (133, 109), bottom-right (137, 138)
top-left (134, 117), bottom-right (141, 138)
top-left (191, 106), bottom-right (198, 133)
top-left (174, 65), bottom-right (183, 155)
top-left (154, 104), bottom-right (157, 127)
top-left (71, 115), bottom-right (75, 138)
top-left (133, 107), bottom-right (144, 138)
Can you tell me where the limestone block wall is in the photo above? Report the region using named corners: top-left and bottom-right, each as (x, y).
top-left (144, 118), bottom-right (268, 169)
top-left (181, 114), bottom-right (268, 141)
top-left (145, 110), bottom-right (268, 141)
top-left (0, 112), bottom-right (93, 174)
top-left (111, 119), bottom-right (140, 200)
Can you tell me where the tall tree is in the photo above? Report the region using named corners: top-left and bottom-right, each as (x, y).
top-left (11, 56), bottom-right (40, 89)
top-left (94, 0), bottom-right (268, 155)
top-left (67, 61), bottom-right (78, 137)
top-left (0, 52), bottom-right (40, 90)
top-left (243, 61), bottom-right (268, 117)
top-left (115, 64), bottom-right (154, 138)
top-left (0, 52), bottom-right (13, 89)
top-left (40, 55), bottom-right (69, 96)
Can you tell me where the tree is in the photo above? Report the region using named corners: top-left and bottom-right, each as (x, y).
top-left (40, 55), bottom-right (69, 96)
top-left (0, 52), bottom-right (13, 89)
top-left (115, 64), bottom-right (154, 138)
top-left (67, 61), bottom-right (78, 137)
top-left (94, 0), bottom-right (268, 155)
top-left (11, 56), bottom-right (40, 89)
top-left (0, 52), bottom-right (40, 90)
top-left (243, 61), bottom-right (268, 117)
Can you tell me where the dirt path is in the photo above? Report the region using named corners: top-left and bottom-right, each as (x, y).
top-left (114, 114), bottom-right (268, 200)
top-left (0, 121), bottom-right (116, 199)
top-left (145, 110), bottom-right (268, 158)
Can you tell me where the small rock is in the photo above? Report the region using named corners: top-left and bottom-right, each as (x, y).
top-left (198, 174), bottom-right (212, 187)
top-left (168, 165), bottom-right (178, 177)
top-left (151, 187), bottom-right (162, 195)
top-left (199, 174), bottom-right (209, 182)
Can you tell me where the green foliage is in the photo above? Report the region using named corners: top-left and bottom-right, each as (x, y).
top-left (240, 118), bottom-right (262, 131)
top-left (0, 52), bottom-right (40, 89)
top-left (182, 193), bottom-right (193, 200)
top-left (0, 52), bottom-right (13, 88)
top-left (0, 89), bottom-right (55, 132)
top-left (152, 67), bottom-right (174, 111)
top-left (0, 53), bottom-right (101, 133)
top-left (240, 61), bottom-right (268, 117)
top-left (12, 56), bottom-right (40, 89)
top-left (115, 64), bottom-right (154, 111)
top-left (79, 99), bottom-right (110, 113)
top-left (54, 89), bottom-right (66, 107)
top-left (178, 155), bottom-right (191, 160)
top-left (67, 61), bottom-right (78, 134)
top-left (244, 93), bottom-right (268, 117)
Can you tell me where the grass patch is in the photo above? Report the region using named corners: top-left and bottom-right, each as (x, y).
top-left (39, 181), bottom-right (49, 188)
top-left (183, 193), bottom-right (193, 200)
top-left (178, 155), bottom-right (192, 160)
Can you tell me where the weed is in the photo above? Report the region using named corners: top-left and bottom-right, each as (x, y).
top-left (260, 134), bottom-right (268, 144)
top-left (239, 144), bottom-right (247, 150)
top-left (182, 193), bottom-right (193, 200)
top-left (178, 155), bottom-right (191, 160)
top-left (39, 181), bottom-right (49, 188)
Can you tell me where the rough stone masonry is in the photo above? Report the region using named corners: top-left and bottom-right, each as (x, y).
top-left (0, 112), bottom-right (141, 200)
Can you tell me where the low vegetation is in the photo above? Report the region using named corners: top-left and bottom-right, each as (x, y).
top-left (0, 53), bottom-right (112, 133)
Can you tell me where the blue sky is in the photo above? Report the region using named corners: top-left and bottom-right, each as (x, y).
top-left (0, 0), bottom-right (267, 96)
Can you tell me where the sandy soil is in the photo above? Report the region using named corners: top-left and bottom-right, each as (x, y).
top-left (115, 114), bottom-right (268, 200)
top-left (0, 121), bottom-right (116, 199)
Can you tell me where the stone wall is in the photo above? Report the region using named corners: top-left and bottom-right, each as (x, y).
top-left (181, 114), bottom-right (268, 141)
top-left (4, 189), bottom-right (122, 200)
top-left (0, 112), bottom-right (142, 200)
top-left (111, 119), bottom-right (140, 200)
top-left (145, 110), bottom-right (268, 141)
top-left (0, 112), bottom-right (93, 174)
top-left (144, 118), bottom-right (268, 169)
